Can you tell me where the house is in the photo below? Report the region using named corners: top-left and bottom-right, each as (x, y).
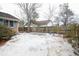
top-left (19, 20), bottom-right (53, 32)
top-left (31, 20), bottom-right (53, 26)
top-left (30, 20), bottom-right (53, 32)
top-left (0, 12), bottom-right (19, 32)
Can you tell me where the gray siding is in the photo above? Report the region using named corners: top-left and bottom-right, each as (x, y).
top-left (0, 19), bottom-right (3, 24)
top-left (0, 19), bottom-right (17, 28)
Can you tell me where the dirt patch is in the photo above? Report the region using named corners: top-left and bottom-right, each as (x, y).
top-left (0, 39), bottom-right (9, 46)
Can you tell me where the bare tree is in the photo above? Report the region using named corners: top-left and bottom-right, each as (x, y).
top-left (59, 3), bottom-right (74, 32)
top-left (53, 16), bottom-right (60, 33)
top-left (44, 5), bottom-right (54, 20)
top-left (44, 5), bottom-right (54, 33)
top-left (54, 16), bottom-right (60, 26)
top-left (17, 3), bottom-right (41, 32)
top-left (14, 9), bottom-right (26, 27)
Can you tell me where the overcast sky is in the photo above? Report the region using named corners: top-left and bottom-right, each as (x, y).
top-left (0, 0), bottom-right (79, 21)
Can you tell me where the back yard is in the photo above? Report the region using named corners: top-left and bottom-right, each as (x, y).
top-left (0, 33), bottom-right (75, 56)
top-left (0, 3), bottom-right (79, 56)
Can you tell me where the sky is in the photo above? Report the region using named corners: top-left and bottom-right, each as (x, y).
top-left (0, 0), bottom-right (79, 21)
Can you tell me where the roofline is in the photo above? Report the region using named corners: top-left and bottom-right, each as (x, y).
top-left (0, 12), bottom-right (19, 20)
top-left (0, 16), bottom-right (19, 22)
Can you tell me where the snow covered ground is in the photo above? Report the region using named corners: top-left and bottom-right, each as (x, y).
top-left (0, 32), bottom-right (75, 56)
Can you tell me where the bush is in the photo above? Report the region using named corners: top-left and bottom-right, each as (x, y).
top-left (52, 26), bottom-right (63, 34)
top-left (63, 24), bottom-right (77, 38)
top-left (64, 23), bottom-right (79, 48)
top-left (0, 24), bottom-right (16, 40)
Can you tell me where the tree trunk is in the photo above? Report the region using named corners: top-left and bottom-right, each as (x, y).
top-left (28, 25), bottom-right (30, 32)
top-left (27, 20), bottom-right (31, 32)
top-left (64, 17), bottom-right (68, 33)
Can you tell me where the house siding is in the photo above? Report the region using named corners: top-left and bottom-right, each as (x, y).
top-left (11, 22), bottom-right (19, 33)
top-left (0, 19), bottom-right (19, 33)
top-left (0, 12), bottom-right (19, 33)
top-left (0, 19), bottom-right (3, 24)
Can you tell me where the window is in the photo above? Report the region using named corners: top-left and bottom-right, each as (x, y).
top-left (13, 21), bottom-right (17, 27)
top-left (10, 21), bottom-right (14, 27)
top-left (0, 19), bottom-right (3, 24)
top-left (4, 20), bottom-right (8, 26)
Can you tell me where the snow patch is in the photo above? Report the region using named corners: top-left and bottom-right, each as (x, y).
top-left (0, 33), bottom-right (75, 56)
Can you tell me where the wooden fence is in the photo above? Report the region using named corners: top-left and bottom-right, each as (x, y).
top-left (19, 27), bottom-right (53, 33)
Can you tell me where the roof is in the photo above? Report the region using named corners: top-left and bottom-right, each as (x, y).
top-left (31, 20), bottom-right (51, 25)
top-left (0, 12), bottom-right (19, 21)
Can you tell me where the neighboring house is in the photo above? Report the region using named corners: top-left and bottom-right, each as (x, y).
top-left (19, 20), bottom-right (53, 32)
top-left (30, 20), bottom-right (53, 32)
top-left (0, 12), bottom-right (19, 32)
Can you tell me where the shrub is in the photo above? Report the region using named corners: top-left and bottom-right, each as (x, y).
top-left (52, 26), bottom-right (59, 33)
top-left (63, 24), bottom-right (77, 38)
top-left (0, 24), bottom-right (16, 40)
top-left (52, 26), bottom-right (63, 34)
top-left (64, 23), bottom-right (79, 48)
